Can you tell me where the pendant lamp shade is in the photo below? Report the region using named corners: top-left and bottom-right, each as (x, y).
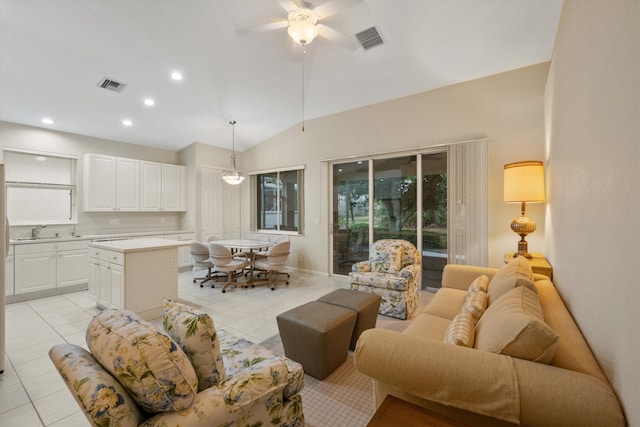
top-left (222, 120), bottom-right (244, 185)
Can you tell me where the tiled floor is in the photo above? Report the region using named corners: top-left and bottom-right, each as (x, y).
top-left (0, 269), bottom-right (350, 426)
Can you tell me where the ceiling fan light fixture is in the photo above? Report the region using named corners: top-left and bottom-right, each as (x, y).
top-left (287, 8), bottom-right (319, 45)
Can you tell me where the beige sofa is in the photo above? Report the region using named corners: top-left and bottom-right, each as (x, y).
top-left (354, 261), bottom-right (626, 427)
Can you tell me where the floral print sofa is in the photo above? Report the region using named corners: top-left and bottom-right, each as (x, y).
top-left (349, 239), bottom-right (421, 319)
top-left (49, 301), bottom-right (304, 427)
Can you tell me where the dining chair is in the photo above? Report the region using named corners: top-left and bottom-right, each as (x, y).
top-left (189, 242), bottom-right (218, 287)
top-left (208, 242), bottom-right (251, 293)
top-left (252, 241), bottom-right (290, 290)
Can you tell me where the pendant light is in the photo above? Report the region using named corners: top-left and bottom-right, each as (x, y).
top-left (222, 120), bottom-right (245, 185)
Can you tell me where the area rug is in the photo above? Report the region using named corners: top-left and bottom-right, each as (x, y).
top-left (259, 291), bottom-right (434, 427)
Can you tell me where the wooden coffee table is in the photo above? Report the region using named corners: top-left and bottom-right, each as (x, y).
top-left (367, 395), bottom-right (469, 427)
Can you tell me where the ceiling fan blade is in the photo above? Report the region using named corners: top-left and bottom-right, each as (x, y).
top-left (314, 0), bottom-right (363, 19)
top-left (237, 19), bottom-right (288, 36)
top-left (277, 0), bottom-right (300, 12)
top-left (317, 24), bottom-right (359, 50)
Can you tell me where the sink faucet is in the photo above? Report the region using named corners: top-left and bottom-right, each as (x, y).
top-left (31, 225), bottom-right (46, 239)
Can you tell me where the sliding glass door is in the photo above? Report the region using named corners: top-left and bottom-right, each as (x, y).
top-left (332, 152), bottom-right (448, 288)
top-left (332, 161), bottom-right (369, 275)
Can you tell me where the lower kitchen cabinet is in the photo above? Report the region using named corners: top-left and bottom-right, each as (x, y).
top-left (88, 247), bottom-right (124, 309)
top-left (14, 240), bottom-right (89, 294)
top-left (163, 233), bottom-right (194, 267)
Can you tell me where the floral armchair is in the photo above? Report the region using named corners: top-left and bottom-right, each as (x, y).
top-left (49, 302), bottom-right (304, 427)
top-left (349, 239), bottom-right (421, 320)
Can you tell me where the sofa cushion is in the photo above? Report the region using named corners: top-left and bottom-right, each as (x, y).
top-left (86, 309), bottom-right (198, 413)
top-left (475, 286), bottom-right (558, 363)
top-left (487, 256), bottom-right (536, 305)
top-left (162, 299), bottom-right (226, 391)
top-left (403, 313), bottom-right (451, 341)
top-left (443, 310), bottom-right (475, 347)
top-left (371, 244), bottom-right (403, 273)
top-left (422, 288), bottom-right (467, 320)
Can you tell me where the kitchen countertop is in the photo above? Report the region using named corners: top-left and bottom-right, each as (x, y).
top-left (89, 238), bottom-right (192, 253)
top-left (9, 230), bottom-right (194, 245)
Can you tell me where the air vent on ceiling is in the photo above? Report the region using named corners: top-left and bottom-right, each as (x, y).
top-left (355, 26), bottom-right (383, 50)
top-left (97, 77), bottom-right (127, 93)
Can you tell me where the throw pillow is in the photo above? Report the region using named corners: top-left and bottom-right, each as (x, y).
top-left (86, 308), bottom-right (198, 413)
top-left (371, 245), bottom-right (403, 273)
top-left (162, 299), bottom-right (226, 391)
top-left (475, 286), bottom-right (558, 363)
top-left (463, 289), bottom-right (488, 323)
top-left (487, 256), bottom-right (536, 305)
top-left (467, 274), bottom-right (489, 294)
top-left (443, 310), bottom-right (476, 348)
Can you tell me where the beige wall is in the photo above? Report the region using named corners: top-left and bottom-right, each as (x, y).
top-left (544, 1), bottom-right (640, 424)
top-left (241, 63), bottom-right (550, 273)
top-left (0, 120), bottom-right (186, 237)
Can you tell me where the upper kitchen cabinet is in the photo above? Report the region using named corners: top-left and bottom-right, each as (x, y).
top-left (83, 154), bottom-right (139, 212)
top-left (84, 155), bottom-right (185, 212)
top-left (140, 161), bottom-right (186, 212)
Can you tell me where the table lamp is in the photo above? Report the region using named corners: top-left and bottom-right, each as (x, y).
top-left (504, 161), bottom-right (545, 258)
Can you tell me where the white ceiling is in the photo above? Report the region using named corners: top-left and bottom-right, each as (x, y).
top-left (0, 0), bottom-right (563, 152)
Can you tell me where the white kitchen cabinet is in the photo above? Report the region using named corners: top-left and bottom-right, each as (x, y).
top-left (15, 240), bottom-right (89, 294)
top-left (116, 157), bottom-right (140, 211)
top-left (161, 163), bottom-right (186, 211)
top-left (5, 246), bottom-right (14, 296)
top-left (88, 247), bottom-right (124, 309)
top-left (88, 238), bottom-right (187, 319)
top-left (140, 161), bottom-right (186, 212)
top-left (84, 154), bottom-right (116, 211)
top-left (84, 154), bottom-right (140, 212)
top-left (163, 233), bottom-right (194, 267)
top-left (140, 160), bottom-right (162, 211)
top-left (57, 248), bottom-right (89, 287)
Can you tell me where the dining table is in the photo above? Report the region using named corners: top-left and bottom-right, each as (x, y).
top-left (215, 239), bottom-right (275, 283)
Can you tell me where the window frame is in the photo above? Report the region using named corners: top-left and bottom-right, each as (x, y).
top-left (4, 148), bottom-right (78, 226)
top-left (250, 165), bottom-right (305, 235)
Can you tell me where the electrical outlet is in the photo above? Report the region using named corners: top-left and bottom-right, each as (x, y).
top-left (109, 218), bottom-right (120, 225)
top-left (167, 259), bottom-right (175, 268)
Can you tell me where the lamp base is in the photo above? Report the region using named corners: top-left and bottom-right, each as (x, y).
top-left (511, 214), bottom-right (536, 259)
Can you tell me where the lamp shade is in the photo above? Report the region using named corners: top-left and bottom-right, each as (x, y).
top-left (504, 161), bottom-right (545, 203)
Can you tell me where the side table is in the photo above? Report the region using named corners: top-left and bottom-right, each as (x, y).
top-left (367, 395), bottom-right (469, 427)
top-left (504, 252), bottom-right (552, 280)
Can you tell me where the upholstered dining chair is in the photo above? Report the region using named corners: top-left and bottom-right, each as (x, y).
top-left (208, 243), bottom-right (251, 293)
top-left (349, 239), bottom-right (422, 319)
top-left (252, 241), bottom-right (290, 290)
top-left (189, 242), bottom-right (218, 287)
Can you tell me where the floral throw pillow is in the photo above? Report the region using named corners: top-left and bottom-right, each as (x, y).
top-left (86, 308), bottom-right (198, 413)
top-left (162, 299), bottom-right (226, 391)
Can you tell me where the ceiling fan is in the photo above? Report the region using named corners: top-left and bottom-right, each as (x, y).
top-left (240, 0), bottom-right (362, 50)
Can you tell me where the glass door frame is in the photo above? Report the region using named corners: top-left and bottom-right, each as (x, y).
top-left (328, 148), bottom-right (447, 278)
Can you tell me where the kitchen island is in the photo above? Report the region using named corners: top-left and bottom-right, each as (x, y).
top-left (88, 238), bottom-right (191, 320)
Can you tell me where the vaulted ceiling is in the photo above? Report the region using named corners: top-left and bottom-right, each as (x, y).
top-left (0, 0), bottom-right (563, 152)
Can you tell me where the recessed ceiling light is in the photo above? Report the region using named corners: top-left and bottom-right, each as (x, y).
top-left (41, 117), bottom-right (54, 125)
top-left (122, 119), bottom-right (133, 126)
top-left (144, 98), bottom-right (155, 106)
top-left (171, 72), bottom-right (183, 81)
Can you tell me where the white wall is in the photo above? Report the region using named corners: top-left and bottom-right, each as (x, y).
top-left (241, 63), bottom-right (550, 273)
top-left (0, 120), bottom-right (186, 237)
top-left (545, 1), bottom-right (640, 424)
